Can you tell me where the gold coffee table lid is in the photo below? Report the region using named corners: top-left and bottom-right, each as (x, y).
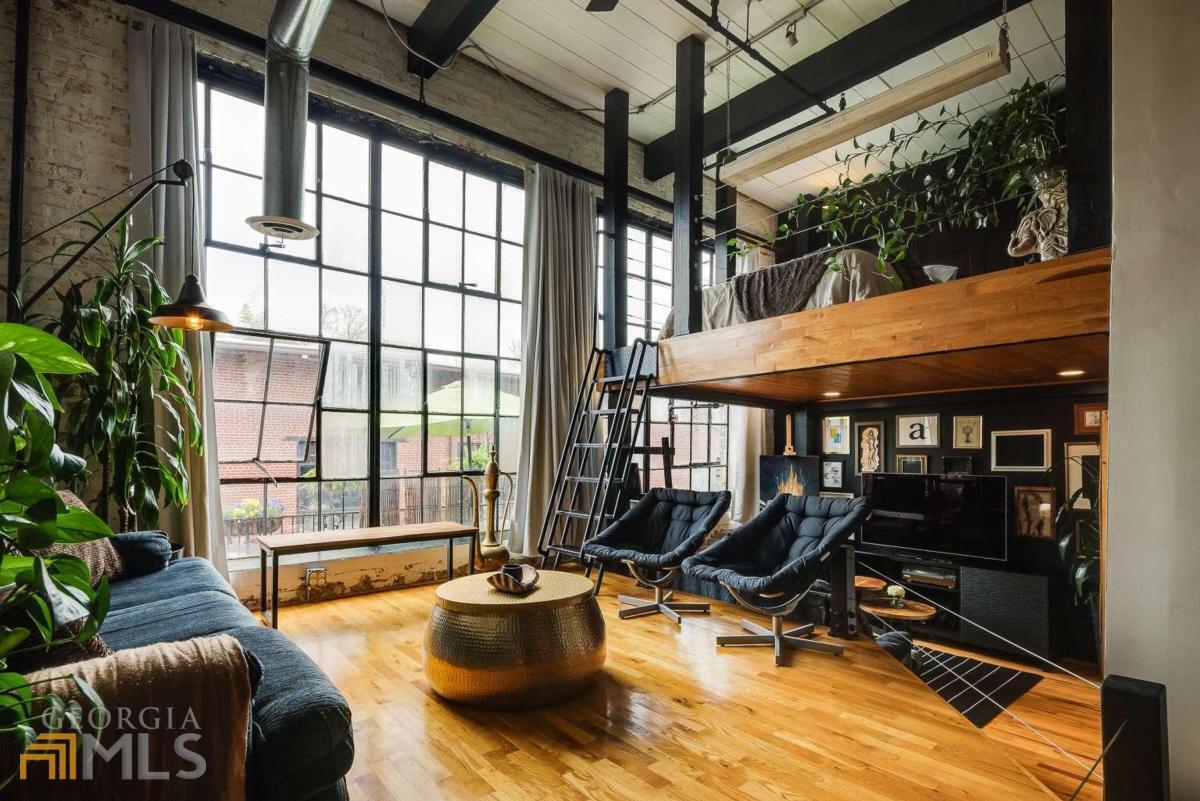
top-left (434, 570), bottom-right (594, 614)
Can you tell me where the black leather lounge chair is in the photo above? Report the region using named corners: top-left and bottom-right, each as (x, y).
top-left (682, 493), bottom-right (870, 665)
top-left (582, 487), bottom-right (731, 624)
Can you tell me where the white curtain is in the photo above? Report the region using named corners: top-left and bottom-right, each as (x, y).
top-left (727, 246), bottom-right (776, 523)
top-left (513, 167), bottom-right (598, 557)
top-left (128, 19), bottom-right (227, 576)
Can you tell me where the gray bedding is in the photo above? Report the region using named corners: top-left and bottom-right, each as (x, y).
top-left (659, 248), bottom-right (902, 338)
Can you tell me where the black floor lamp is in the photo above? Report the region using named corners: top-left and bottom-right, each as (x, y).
top-left (4, 159), bottom-right (231, 332)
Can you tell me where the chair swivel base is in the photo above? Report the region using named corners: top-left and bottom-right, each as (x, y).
top-left (618, 586), bottom-right (710, 625)
top-left (716, 617), bottom-right (844, 666)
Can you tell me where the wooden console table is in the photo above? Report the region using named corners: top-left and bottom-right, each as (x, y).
top-left (256, 522), bottom-right (478, 628)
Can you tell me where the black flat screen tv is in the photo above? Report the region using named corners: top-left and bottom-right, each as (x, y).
top-left (860, 473), bottom-right (1007, 563)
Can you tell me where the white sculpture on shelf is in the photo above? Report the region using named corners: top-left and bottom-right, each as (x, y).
top-left (1008, 170), bottom-right (1068, 262)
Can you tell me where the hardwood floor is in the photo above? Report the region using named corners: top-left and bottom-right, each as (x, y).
top-left (276, 574), bottom-right (1083, 801)
top-left (917, 641), bottom-right (1104, 801)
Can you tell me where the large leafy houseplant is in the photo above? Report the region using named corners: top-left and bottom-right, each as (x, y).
top-left (773, 79), bottom-right (1062, 271)
top-left (0, 323), bottom-right (114, 785)
top-left (39, 214), bottom-right (201, 531)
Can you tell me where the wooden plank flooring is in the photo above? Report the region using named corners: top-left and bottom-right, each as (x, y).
top-left (275, 574), bottom-right (1087, 801)
top-left (918, 641), bottom-right (1103, 801)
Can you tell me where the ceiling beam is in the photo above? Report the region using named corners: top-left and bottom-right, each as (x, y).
top-left (642, 0), bottom-right (1032, 181)
top-left (406, 0), bottom-right (500, 80)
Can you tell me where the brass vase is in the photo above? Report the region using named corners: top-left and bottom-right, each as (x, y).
top-left (461, 448), bottom-right (513, 570)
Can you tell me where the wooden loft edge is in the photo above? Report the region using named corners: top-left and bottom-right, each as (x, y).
top-left (655, 248), bottom-right (1111, 392)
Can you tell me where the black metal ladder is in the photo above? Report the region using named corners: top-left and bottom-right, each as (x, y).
top-left (536, 340), bottom-right (656, 578)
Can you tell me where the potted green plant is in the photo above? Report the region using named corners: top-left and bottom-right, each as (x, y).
top-left (1055, 455), bottom-right (1102, 661)
top-left (0, 323), bottom-right (114, 784)
top-left (773, 78), bottom-right (1063, 271)
top-left (37, 214), bottom-right (201, 532)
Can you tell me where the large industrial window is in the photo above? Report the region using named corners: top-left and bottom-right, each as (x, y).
top-left (199, 75), bottom-right (523, 558)
top-left (595, 220), bottom-right (729, 494)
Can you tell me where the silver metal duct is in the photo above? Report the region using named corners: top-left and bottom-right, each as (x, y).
top-left (246, 0), bottom-right (333, 241)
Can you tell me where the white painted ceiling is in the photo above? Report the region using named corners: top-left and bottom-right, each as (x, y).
top-left (357, 0), bottom-right (1065, 212)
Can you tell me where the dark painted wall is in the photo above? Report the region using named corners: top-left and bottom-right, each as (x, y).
top-left (779, 381), bottom-right (1107, 661)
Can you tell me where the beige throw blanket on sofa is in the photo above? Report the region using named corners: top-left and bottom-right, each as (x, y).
top-left (9, 634), bottom-right (252, 801)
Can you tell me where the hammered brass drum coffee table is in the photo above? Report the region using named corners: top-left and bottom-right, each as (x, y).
top-left (424, 571), bottom-right (606, 709)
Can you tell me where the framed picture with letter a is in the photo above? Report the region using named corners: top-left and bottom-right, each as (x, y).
top-left (896, 414), bottom-right (939, 448)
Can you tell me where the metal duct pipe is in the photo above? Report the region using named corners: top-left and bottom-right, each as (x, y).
top-left (246, 0), bottom-right (332, 241)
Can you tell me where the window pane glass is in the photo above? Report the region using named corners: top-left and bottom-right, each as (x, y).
top-left (428, 162), bottom-right (463, 226)
top-left (305, 121), bottom-right (318, 191)
top-left (267, 260), bottom-right (319, 335)
top-left (627, 276), bottom-right (645, 323)
top-left (381, 280), bottom-right (421, 347)
top-left (321, 480), bottom-right (366, 528)
top-left (428, 224), bottom-right (462, 285)
top-left (210, 169), bottom-right (262, 249)
top-left (424, 289), bottom-right (462, 351)
top-left (426, 415), bottom-right (462, 472)
top-left (464, 174), bottom-right (497, 235)
top-left (379, 476), bottom-right (423, 524)
top-left (426, 353), bottom-right (462, 413)
top-left (463, 296), bottom-right (497, 356)
top-left (463, 357), bottom-right (495, 415)
top-left (208, 248), bottom-right (264, 329)
top-left (321, 124), bottom-right (369, 203)
top-left (259, 404), bottom-right (315, 462)
top-left (651, 282), bottom-right (671, 328)
top-left (463, 233), bottom-right (496, 294)
top-left (322, 412), bottom-right (368, 478)
top-left (381, 144), bottom-right (423, 216)
top-left (651, 235), bottom-right (672, 283)
top-left (498, 417), bottom-right (520, 472)
top-left (214, 401), bottom-right (260, 461)
top-left (381, 347), bottom-right (422, 411)
top-left (499, 301), bottom-right (521, 360)
top-left (265, 339), bottom-right (323, 403)
top-left (500, 243), bottom-right (522, 301)
top-left (210, 90), bottom-right (263, 175)
top-left (213, 334), bottom-right (269, 400)
top-left (499, 360), bottom-right (520, 416)
top-left (321, 198), bottom-right (368, 272)
top-left (462, 417), bottom-right (495, 469)
top-left (322, 270), bottom-right (368, 341)
top-left (324, 342), bottom-right (369, 410)
top-left (381, 213), bottom-right (422, 282)
top-left (501, 184), bottom-right (524, 243)
top-left (380, 414), bottom-right (421, 477)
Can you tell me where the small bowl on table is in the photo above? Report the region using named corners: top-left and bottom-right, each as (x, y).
top-left (487, 564), bottom-right (539, 594)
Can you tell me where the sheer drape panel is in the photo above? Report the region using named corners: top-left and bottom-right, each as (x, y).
top-left (512, 167), bottom-right (598, 557)
top-left (128, 19), bottom-right (227, 575)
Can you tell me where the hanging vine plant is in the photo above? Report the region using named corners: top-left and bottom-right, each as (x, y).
top-left (755, 78), bottom-right (1063, 272)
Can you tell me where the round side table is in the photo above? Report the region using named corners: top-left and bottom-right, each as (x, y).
top-left (424, 571), bottom-right (606, 709)
top-left (858, 597), bottom-right (937, 633)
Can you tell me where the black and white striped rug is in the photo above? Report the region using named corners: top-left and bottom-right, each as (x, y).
top-left (914, 648), bottom-right (1043, 728)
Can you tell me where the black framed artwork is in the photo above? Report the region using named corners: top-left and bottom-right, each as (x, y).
top-left (991, 429), bottom-right (1051, 471)
top-left (942, 455), bottom-right (975, 474)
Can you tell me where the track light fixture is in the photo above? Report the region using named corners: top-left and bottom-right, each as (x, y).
top-left (785, 20), bottom-right (798, 47)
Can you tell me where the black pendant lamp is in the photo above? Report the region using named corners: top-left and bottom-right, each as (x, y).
top-left (149, 274), bottom-right (233, 332)
top-left (149, 162), bottom-right (233, 332)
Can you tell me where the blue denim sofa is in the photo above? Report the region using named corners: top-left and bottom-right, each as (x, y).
top-left (100, 532), bottom-right (354, 800)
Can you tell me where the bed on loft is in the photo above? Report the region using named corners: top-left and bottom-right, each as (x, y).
top-left (652, 247), bottom-right (1111, 407)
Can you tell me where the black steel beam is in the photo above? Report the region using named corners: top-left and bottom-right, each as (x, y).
top-left (405, 0), bottom-right (500, 80)
top-left (116, 0), bottom-right (679, 217)
top-left (643, 0), bottom-right (1033, 180)
top-left (713, 182), bottom-right (737, 284)
top-left (671, 36), bottom-right (704, 337)
top-left (6, 0), bottom-right (31, 321)
top-left (601, 89), bottom-right (629, 351)
top-left (1065, 0), bottom-right (1111, 251)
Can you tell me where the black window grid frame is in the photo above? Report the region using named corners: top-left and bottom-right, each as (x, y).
top-left (199, 58), bottom-right (524, 529)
